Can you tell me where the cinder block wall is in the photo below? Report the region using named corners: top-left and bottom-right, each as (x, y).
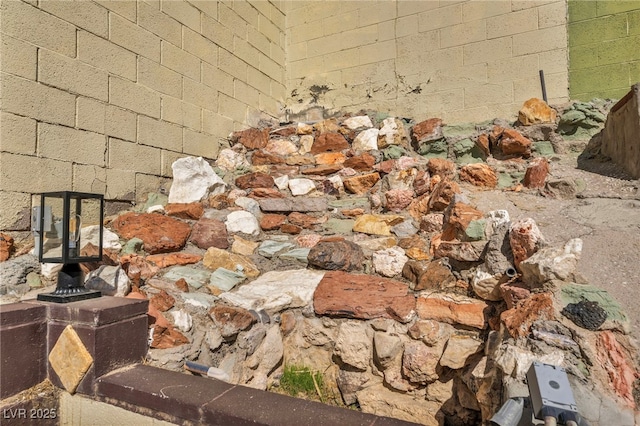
top-left (568, 0), bottom-right (640, 101)
top-left (0, 0), bottom-right (286, 230)
top-left (285, 0), bottom-right (569, 124)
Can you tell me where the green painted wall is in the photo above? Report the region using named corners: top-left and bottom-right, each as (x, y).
top-left (568, 0), bottom-right (640, 100)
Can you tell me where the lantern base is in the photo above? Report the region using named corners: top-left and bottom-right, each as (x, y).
top-left (37, 263), bottom-right (102, 303)
top-left (37, 289), bottom-right (102, 303)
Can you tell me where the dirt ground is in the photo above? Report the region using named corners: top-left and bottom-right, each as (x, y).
top-left (467, 147), bottom-right (640, 339)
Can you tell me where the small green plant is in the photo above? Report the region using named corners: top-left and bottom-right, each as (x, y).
top-left (278, 365), bottom-right (324, 402)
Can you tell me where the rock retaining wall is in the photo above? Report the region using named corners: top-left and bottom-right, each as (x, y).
top-left (1, 103), bottom-right (637, 425)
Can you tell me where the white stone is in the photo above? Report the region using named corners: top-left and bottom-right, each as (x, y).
top-left (41, 263), bottom-right (63, 280)
top-left (486, 210), bottom-right (510, 235)
top-left (234, 197), bottom-right (261, 217)
top-left (84, 265), bottom-right (131, 297)
top-left (373, 246), bottom-right (408, 277)
top-left (495, 344), bottom-right (564, 380)
top-left (168, 156), bottom-right (227, 203)
top-left (352, 128), bottom-right (379, 151)
top-left (216, 148), bottom-right (249, 171)
top-left (334, 321), bottom-right (371, 371)
top-left (219, 269), bottom-right (326, 313)
top-left (170, 310), bottom-right (192, 332)
top-left (378, 117), bottom-right (401, 147)
top-left (327, 175), bottom-right (344, 192)
top-left (471, 264), bottom-right (502, 301)
top-left (520, 238), bottom-right (583, 287)
top-left (274, 175), bottom-right (289, 190)
top-left (225, 210), bottom-right (260, 237)
top-left (146, 205), bottom-right (165, 214)
top-left (245, 324), bottom-right (284, 390)
top-left (343, 115), bottom-right (373, 130)
top-left (288, 178), bottom-right (316, 196)
top-left (299, 134), bottom-right (314, 154)
top-left (80, 225), bottom-right (122, 251)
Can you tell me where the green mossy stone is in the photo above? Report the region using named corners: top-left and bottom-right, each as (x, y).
top-left (533, 141), bottom-right (555, 157)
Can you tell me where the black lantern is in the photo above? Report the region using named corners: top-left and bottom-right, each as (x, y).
top-left (35, 191), bottom-right (104, 303)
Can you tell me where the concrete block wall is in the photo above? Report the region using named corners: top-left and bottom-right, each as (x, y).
top-left (568, 0), bottom-right (640, 101)
top-left (285, 0), bottom-right (569, 124)
top-left (0, 0), bottom-right (286, 231)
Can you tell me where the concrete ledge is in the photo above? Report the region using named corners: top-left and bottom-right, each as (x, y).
top-left (0, 304), bottom-right (47, 399)
top-left (97, 364), bottom-right (418, 426)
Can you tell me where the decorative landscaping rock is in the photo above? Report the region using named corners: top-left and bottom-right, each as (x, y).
top-left (314, 271), bottom-right (416, 323)
top-left (111, 213), bottom-right (191, 254)
top-left (308, 240), bottom-right (364, 272)
top-left (168, 156), bottom-right (226, 203)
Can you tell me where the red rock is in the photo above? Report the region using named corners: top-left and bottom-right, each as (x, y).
top-left (596, 330), bottom-right (637, 407)
top-left (498, 129), bottom-right (531, 157)
top-left (295, 234), bottom-right (322, 248)
top-left (269, 165), bottom-right (299, 178)
top-left (209, 305), bottom-right (256, 338)
top-left (407, 194), bottom-right (430, 221)
top-left (375, 159), bottom-right (396, 174)
top-left (175, 278), bottom-right (189, 292)
top-left (189, 218), bottom-right (229, 249)
top-left (0, 233), bottom-right (14, 262)
top-left (119, 253), bottom-right (160, 281)
top-left (489, 125), bottom-right (505, 146)
top-left (428, 178), bottom-right (460, 211)
top-left (126, 291), bottom-right (188, 349)
top-left (270, 126), bottom-right (297, 137)
top-left (441, 202), bottom-right (484, 241)
top-left (112, 213), bottom-right (191, 254)
top-left (412, 118), bottom-right (443, 143)
top-left (459, 163), bottom-right (498, 188)
top-left (518, 98), bottom-right (557, 126)
top-left (232, 127), bottom-right (269, 149)
top-left (523, 157), bottom-right (549, 189)
top-left (419, 213), bottom-right (444, 234)
top-left (384, 189), bottom-right (414, 212)
top-left (343, 172), bottom-right (381, 194)
top-left (310, 132), bottom-right (349, 154)
top-left (415, 259), bottom-right (456, 291)
top-left (260, 214), bottom-right (287, 230)
top-left (308, 240), bottom-right (364, 272)
top-left (343, 153), bottom-right (376, 171)
top-left (509, 218), bottom-right (544, 270)
top-left (416, 294), bottom-right (487, 329)
top-left (150, 290), bottom-right (175, 312)
top-left (413, 170), bottom-right (431, 196)
top-left (301, 164), bottom-right (343, 175)
top-left (500, 284), bottom-right (531, 309)
top-left (79, 243), bottom-right (119, 274)
top-left (146, 253), bottom-right (202, 268)
top-left (248, 188), bottom-right (285, 198)
top-left (252, 150), bottom-right (285, 165)
top-left (398, 235), bottom-right (430, 261)
top-left (433, 240), bottom-right (484, 262)
top-left (313, 271), bottom-right (416, 323)
top-left (280, 224), bottom-right (302, 234)
top-left (427, 158), bottom-right (456, 178)
top-left (165, 202), bottom-right (204, 220)
top-left (235, 172), bottom-right (275, 189)
top-left (500, 293), bottom-right (554, 338)
top-left (476, 134), bottom-right (490, 157)
top-left (288, 212), bottom-right (322, 229)
top-left (207, 193), bottom-right (230, 210)
top-left (315, 152), bottom-right (346, 165)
